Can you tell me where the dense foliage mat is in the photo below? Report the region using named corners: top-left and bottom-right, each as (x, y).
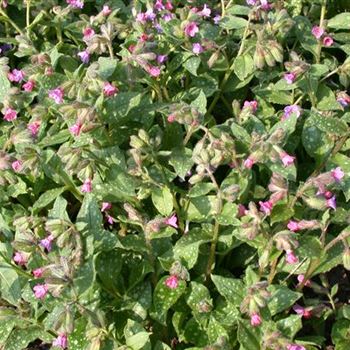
top-left (1, 0), bottom-right (350, 349)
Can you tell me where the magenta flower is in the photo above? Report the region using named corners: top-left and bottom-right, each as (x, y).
top-left (52, 334), bottom-right (68, 349)
top-left (81, 178), bottom-right (92, 193)
top-left (260, 0), bottom-right (271, 10)
top-left (192, 43), bottom-right (204, 55)
top-left (102, 5), bottom-right (111, 16)
top-left (287, 344), bottom-right (306, 350)
top-left (311, 25), bottom-right (324, 39)
top-left (145, 8), bottom-right (156, 21)
top-left (11, 160), bottom-right (23, 172)
top-left (293, 304), bottom-right (305, 316)
top-left (165, 214), bottom-right (178, 228)
top-left (323, 36), bottom-right (334, 47)
top-left (199, 4), bottom-right (211, 17)
top-left (7, 69), bottom-right (25, 83)
top-left (287, 220), bottom-right (300, 232)
top-left (259, 200), bottom-right (273, 215)
top-left (165, 1), bottom-right (173, 10)
top-left (39, 234), bottom-right (54, 252)
top-left (66, 0), bottom-right (84, 9)
top-left (48, 87), bottom-right (64, 104)
top-left (213, 14), bottom-right (221, 24)
top-left (33, 284), bottom-right (48, 299)
top-left (77, 50), bottom-right (90, 64)
top-left (284, 72), bottom-right (296, 84)
top-left (337, 95), bottom-right (350, 107)
top-left (69, 122), bottom-right (83, 136)
top-left (13, 252), bottom-right (27, 266)
top-left (103, 82), bottom-right (118, 97)
top-left (331, 167), bottom-right (344, 182)
top-left (167, 114), bottom-right (176, 123)
top-left (246, 0), bottom-right (257, 5)
top-left (136, 12), bottom-right (147, 24)
top-left (28, 121), bottom-right (41, 136)
top-left (106, 214), bottom-right (116, 225)
top-left (326, 195), bottom-right (336, 210)
top-left (147, 65), bottom-right (161, 77)
top-left (157, 55), bottom-right (168, 64)
top-left (243, 100), bottom-right (258, 113)
top-left (237, 204), bottom-right (247, 217)
top-left (184, 22), bottom-right (199, 37)
top-left (243, 157), bottom-right (255, 169)
top-left (154, 0), bottom-right (165, 11)
top-left (280, 152), bottom-right (295, 167)
top-left (83, 27), bottom-right (95, 41)
top-left (162, 13), bottom-right (174, 22)
top-left (22, 80), bottom-right (35, 92)
top-left (283, 105), bottom-right (301, 120)
top-left (165, 275), bottom-right (178, 289)
top-left (101, 202), bottom-right (112, 212)
top-left (32, 268), bottom-right (44, 278)
top-left (3, 107), bottom-right (17, 121)
top-left (250, 313), bottom-right (262, 327)
top-left (297, 274), bottom-right (311, 287)
top-left (285, 250), bottom-right (299, 264)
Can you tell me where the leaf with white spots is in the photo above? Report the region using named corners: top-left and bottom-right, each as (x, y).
top-left (152, 187), bottom-right (173, 216)
top-left (310, 110), bottom-right (348, 135)
top-left (187, 195), bottom-right (219, 222)
top-left (186, 281), bottom-right (212, 313)
top-left (328, 13), bottom-right (350, 30)
top-left (0, 264), bottom-right (21, 305)
top-left (211, 275), bottom-right (245, 306)
top-left (237, 320), bottom-right (261, 350)
top-left (169, 147), bottom-right (194, 180)
top-left (68, 318), bottom-right (89, 350)
top-left (267, 285), bottom-right (302, 316)
top-left (277, 315), bottom-right (303, 338)
top-left (184, 56), bottom-right (201, 76)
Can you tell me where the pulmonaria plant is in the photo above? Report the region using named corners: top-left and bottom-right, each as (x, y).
top-left (0, 0), bottom-right (350, 349)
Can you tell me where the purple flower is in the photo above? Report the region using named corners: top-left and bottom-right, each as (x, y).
top-left (69, 122), bottom-right (83, 136)
top-left (287, 220), bottom-right (300, 232)
top-left (192, 43), bottom-right (204, 55)
top-left (243, 157), bottom-right (255, 169)
top-left (165, 214), bottom-right (178, 228)
top-left (326, 195), bottom-right (336, 210)
top-left (246, 0), bottom-right (257, 5)
top-left (83, 27), bottom-right (95, 41)
top-left (102, 5), bottom-right (111, 16)
top-left (311, 25), bottom-right (324, 39)
top-left (52, 334), bottom-right (68, 349)
top-left (259, 200), bottom-right (273, 215)
top-left (33, 284), bottom-right (48, 299)
top-left (199, 4), bottom-right (211, 17)
top-left (147, 65), bottom-right (161, 77)
top-left (162, 13), bottom-right (174, 22)
top-left (40, 234), bottom-right (54, 252)
top-left (145, 8), bottom-right (156, 21)
top-left (48, 87), bottom-right (64, 104)
top-left (3, 107), bottom-right (17, 121)
top-left (184, 22), bottom-right (199, 37)
top-left (284, 72), bottom-right (296, 84)
top-left (13, 252), bottom-right (27, 266)
top-left (81, 178), bottom-right (92, 193)
top-left (243, 100), bottom-right (258, 113)
top-left (280, 152), bottom-right (295, 167)
top-left (283, 105), bottom-right (301, 120)
top-left (213, 14), bottom-right (221, 24)
top-left (154, 0), bottom-right (165, 11)
top-left (77, 50), bottom-right (90, 64)
top-left (136, 12), bottom-right (147, 24)
top-left (23, 80), bottom-right (35, 92)
top-left (66, 0), bottom-right (84, 8)
top-left (157, 54), bottom-right (168, 64)
top-left (287, 344), bottom-right (306, 350)
top-left (297, 274), bottom-right (311, 287)
top-left (101, 202), bottom-right (112, 212)
top-left (8, 69), bottom-right (25, 83)
top-left (331, 167), bottom-right (344, 182)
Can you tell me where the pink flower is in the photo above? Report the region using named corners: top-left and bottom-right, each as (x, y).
top-left (192, 43), bottom-right (204, 55)
top-left (77, 50), bottom-right (90, 64)
top-left (293, 304), bottom-right (312, 318)
top-left (259, 200), bottom-right (273, 215)
top-left (165, 1), bottom-right (173, 10)
top-left (284, 72), bottom-right (296, 84)
top-left (280, 152), bottom-right (295, 167)
top-left (331, 167), bottom-right (344, 182)
top-left (237, 204), bottom-right (247, 217)
top-left (157, 55), bottom-right (168, 64)
top-left (52, 334), bottom-right (68, 349)
top-left (243, 157), bottom-right (255, 169)
top-left (154, 0), bottom-right (165, 11)
top-left (250, 313), bottom-right (262, 327)
top-left (22, 80), bottom-right (35, 92)
top-left (45, 67), bottom-right (53, 76)
top-left (103, 82), bottom-right (118, 97)
top-left (199, 4), bottom-right (211, 17)
top-left (147, 65), bottom-right (161, 77)
top-left (283, 105), bottom-right (301, 120)
top-left (326, 195), bottom-right (336, 210)
top-left (213, 14), bottom-right (221, 24)
top-left (337, 92), bottom-right (350, 107)
top-left (287, 220), bottom-right (300, 232)
top-left (11, 160), bottom-right (23, 172)
top-left (165, 275), bottom-right (178, 289)
top-left (243, 100), bottom-right (258, 113)
top-left (311, 25), bottom-right (324, 39)
top-left (167, 114), bottom-right (176, 123)
top-left (66, 0), bottom-right (84, 8)
top-left (13, 252), bottom-right (27, 266)
top-left (260, 0), bottom-right (271, 10)
top-left (48, 87), bottom-right (64, 104)
top-left (165, 214), bottom-right (178, 228)
top-left (33, 268), bottom-right (44, 278)
top-left (323, 36), bottom-right (334, 47)
top-left (297, 274), bottom-right (311, 287)
top-left (102, 5), bottom-right (111, 16)
top-left (83, 27), bottom-right (95, 41)
top-left (33, 284), bottom-right (48, 299)
top-left (39, 234), bottom-right (54, 252)
top-left (81, 178), bottom-right (92, 193)
top-left (106, 214), bottom-right (116, 225)
top-left (184, 22), bottom-right (199, 37)
top-left (69, 122), bottom-right (83, 136)
top-left (101, 202), bottom-right (112, 212)
top-left (28, 121), bottom-right (41, 136)
top-left (3, 107), bottom-right (17, 121)
top-left (286, 250), bottom-right (299, 264)
top-left (287, 344), bottom-right (306, 350)
top-left (7, 69), bottom-right (25, 83)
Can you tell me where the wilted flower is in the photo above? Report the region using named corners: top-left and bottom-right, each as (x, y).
top-left (52, 334), bottom-right (68, 349)
top-left (3, 107), bottom-right (17, 121)
top-left (22, 80), bottom-right (35, 92)
top-left (33, 284), bottom-right (49, 299)
top-left (8, 69), bottom-right (25, 82)
top-left (165, 275), bottom-right (178, 289)
top-left (284, 72), bottom-right (296, 84)
top-left (192, 43), bottom-right (204, 55)
top-left (81, 178), bottom-right (92, 193)
top-left (165, 214), bottom-right (178, 228)
top-left (250, 313), bottom-right (262, 327)
top-left (311, 26), bottom-right (324, 39)
top-left (287, 345), bottom-right (306, 350)
top-left (213, 14), bottom-right (221, 24)
top-left (184, 22), bottom-right (199, 37)
top-left (49, 87), bottom-right (64, 104)
top-left (323, 36), bottom-right (334, 47)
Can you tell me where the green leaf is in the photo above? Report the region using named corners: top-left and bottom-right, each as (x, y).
top-left (207, 315), bottom-right (228, 343)
top-left (186, 281), bottom-right (212, 312)
top-left (316, 84), bottom-right (342, 111)
top-left (237, 320), bottom-right (261, 350)
top-left (98, 57), bottom-right (118, 79)
top-left (73, 256), bottom-right (95, 295)
top-left (0, 264), bottom-right (21, 305)
top-left (267, 285), bottom-right (302, 316)
top-left (184, 56), bottom-right (201, 76)
top-left (220, 16), bottom-right (248, 30)
top-left (126, 332), bottom-right (150, 350)
top-left (191, 90), bottom-right (207, 114)
top-left (332, 319), bottom-right (350, 346)
top-left (152, 187), bottom-right (173, 216)
top-left (234, 54), bottom-right (254, 81)
top-left (310, 111), bottom-right (348, 136)
top-left (0, 319), bottom-right (16, 345)
top-left (152, 276), bottom-right (186, 325)
top-left (231, 122), bottom-right (252, 145)
top-left (276, 315), bottom-right (303, 338)
top-left (5, 326), bottom-right (52, 350)
top-left (0, 69), bottom-right (10, 103)
top-left (169, 147), bottom-right (193, 180)
top-left (68, 318), bottom-right (89, 350)
top-left (187, 196), bottom-right (219, 222)
top-left (211, 275), bottom-right (244, 306)
top-left (217, 202), bottom-right (238, 226)
top-left (33, 187), bottom-right (66, 212)
top-left (328, 13), bottom-right (350, 30)
top-left (271, 204), bottom-right (294, 224)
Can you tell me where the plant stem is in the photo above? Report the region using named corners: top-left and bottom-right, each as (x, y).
top-left (221, 0), bottom-right (226, 17)
top-left (26, 0), bottom-right (31, 29)
top-left (0, 9), bottom-right (24, 35)
top-left (107, 42), bottom-right (114, 58)
top-left (316, 0), bottom-right (327, 64)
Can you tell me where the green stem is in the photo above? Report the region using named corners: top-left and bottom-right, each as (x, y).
top-left (26, 0), bottom-right (31, 29)
top-left (0, 9), bottom-right (24, 35)
top-left (107, 42), bottom-right (114, 58)
top-left (315, 0), bottom-right (327, 64)
top-left (221, 0), bottom-right (226, 17)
